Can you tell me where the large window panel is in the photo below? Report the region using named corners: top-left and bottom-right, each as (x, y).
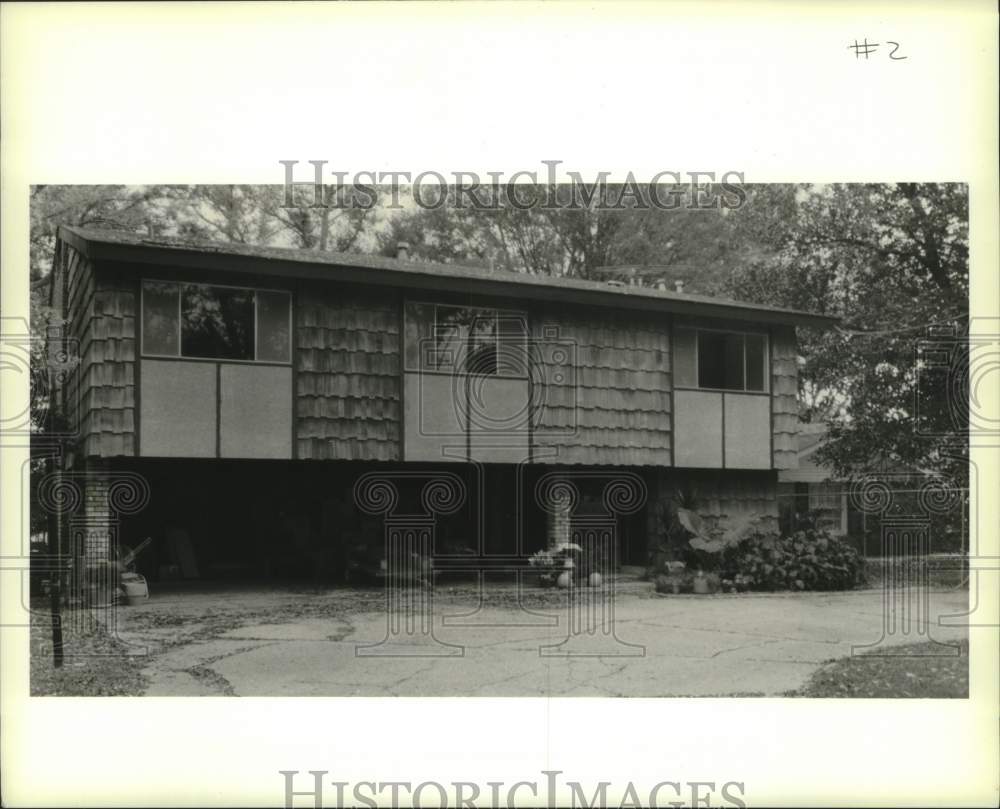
top-left (141, 280), bottom-right (291, 363)
top-left (408, 303), bottom-right (528, 378)
top-left (694, 329), bottom-right (768, 392)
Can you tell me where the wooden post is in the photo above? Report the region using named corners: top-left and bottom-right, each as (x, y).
top-left (45, 416), bottom-right (64, 668)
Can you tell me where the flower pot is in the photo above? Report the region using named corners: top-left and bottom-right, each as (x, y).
top-left (122, 573), bottom-right (148, 606)
top-left (556, 571), bottom-right (572, 589)
top-left (588, 572), bottom-right (602, 588)
top-left (692, 576), bottom-right (710, 595)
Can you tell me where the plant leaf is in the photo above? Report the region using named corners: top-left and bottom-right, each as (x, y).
top-left (677, 508), bottom-right (707, 538)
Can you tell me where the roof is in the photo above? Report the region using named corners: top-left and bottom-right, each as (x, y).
top-left (777, 425), bottom-right (834, 483)
top-left (57, 226), bottom-right (839, 329)
top-left (778, 424), bottom-right (926, 483)
top-left (797, 422), bottom-right (829, 455)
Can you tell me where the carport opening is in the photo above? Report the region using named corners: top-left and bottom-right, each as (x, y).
top-left (114, 460), bottom-right (649, 586)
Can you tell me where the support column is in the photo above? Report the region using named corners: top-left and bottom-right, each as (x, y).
top-left (536, 472), bottom-right (647, 657)
top-left (37, 466), bottom-right (150, 638)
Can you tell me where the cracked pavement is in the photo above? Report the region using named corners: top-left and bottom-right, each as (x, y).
top-left (113, 586), bottom-right (970, 696)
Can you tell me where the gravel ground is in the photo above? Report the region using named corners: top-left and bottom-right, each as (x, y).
top-left (30, 606), bottom-right (148, 696)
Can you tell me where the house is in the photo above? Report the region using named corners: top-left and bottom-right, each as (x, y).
top-left (48, 226), bottom-right (837, 582)
top-left (777, 425), bottom-right (966, 556)
top-left (776, 423), bottom-right (853, 537)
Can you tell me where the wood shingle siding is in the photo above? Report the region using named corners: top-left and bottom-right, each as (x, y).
top-left (55, 229), bottom-right (826, 470)
top-left (61, 247), bottom-right (136, 457)
top-left (295, 287), bottom-right (401, 460)
top-left (771, 326), bottom-right (799, 469)
top-left (533, 311), bottom-right (672, 467)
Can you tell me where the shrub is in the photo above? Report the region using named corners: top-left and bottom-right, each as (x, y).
top-left (682, 511), bottom-right (777, 573)
top-left (722, 528), bottom-right (864, 592)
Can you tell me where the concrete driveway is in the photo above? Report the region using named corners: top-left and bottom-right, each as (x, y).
top-left (116, 585), bottom-right (969, 697)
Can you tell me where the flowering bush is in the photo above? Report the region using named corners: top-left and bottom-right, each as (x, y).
top-left (529, 543), bottom-right (585, 586)
top-left (528, 550), bottom-right (556, 569)
top-left (722, 528), bottom-right (864, 592)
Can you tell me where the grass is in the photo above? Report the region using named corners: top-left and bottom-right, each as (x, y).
top-left (791, 639), bottom-right (968, 698)
top-left (30, 604), bottom-right (149, 696)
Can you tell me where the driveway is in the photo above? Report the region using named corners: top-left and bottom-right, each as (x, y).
top-left (115, 584), bottom-right (970, 697)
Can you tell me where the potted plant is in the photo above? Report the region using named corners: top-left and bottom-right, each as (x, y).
top-left (680, 509), bottom-right (774, 593)
top-left (554, 542), bottom-right (582, 587)
top-left (655, 560), bottom-right (687, 594)
top-left (528, 549), bottom-right (557, 587)
top-left (556, 555), bottom-right (575, 589)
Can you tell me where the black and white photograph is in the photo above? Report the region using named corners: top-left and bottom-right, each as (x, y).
top-left (25, 181), bottom-right (972, 699)
top-left (2, 2), bottom-right (997, 808)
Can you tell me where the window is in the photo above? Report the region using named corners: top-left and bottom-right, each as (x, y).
top-left (697, 330), bottom-right (767, 391)
top-left (181, 285), bottom-right (254, 360)
top-left (141, 281), bottom-right (291, 363)
top-left (404, 302), bottom-right (527, 377)
top-left (141, 281), bottom-right (180, 356)
top-left (674, 326), bottom-right (768, 392)
top-left (698, 331), bottom-right (745, 390)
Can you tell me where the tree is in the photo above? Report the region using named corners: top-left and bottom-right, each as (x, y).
top-left (257, 185), bottom-right (382, 252)
top-left (374, 183), bottom-right (759, 287)
top-left (29, 185), bottom-right (168, 280)
top-left (724, 183), bottom-right (969, 485)
top-left (163, 185), bottom-right (278, 244)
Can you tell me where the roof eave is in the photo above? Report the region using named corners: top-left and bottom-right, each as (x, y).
top-left (58, 226), bottom-right (840, 330)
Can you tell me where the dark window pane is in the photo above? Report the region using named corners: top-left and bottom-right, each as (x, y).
top-left (256, 290), bottom-right (291, 362)
top-left (405, 301), bottom-right (435, 371)
top-left (466, 310), bottom-right (498, 375)
top-left (723, 333), bottom-right (744, 389)
top-left (181, 285), bottom-right (254, 360)
top-left (497, 314), bottom-right (528, 376)
top-left (142, 281), bottom-right (179, 356)
top-left (698, 331), bottom-right (725, 389)
top-left (698, 331), bottom-right (745, 390)
top-left (673, 327), bottom-right (697, 387)
top-left (746, 333), bottom-right (766, 391)
top-left (434, 306), bottom-right (471, 371)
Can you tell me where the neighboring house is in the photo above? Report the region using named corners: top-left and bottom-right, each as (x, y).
top-left (777, 425), bottom-right (964, 556)
top-left (776, 423), bottom-right (853, 537)
top-left (48, 226), bottom-right (836, 580)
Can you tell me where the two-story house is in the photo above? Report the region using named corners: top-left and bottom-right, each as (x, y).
top-left (49, 226), bottom-right (836, 582)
